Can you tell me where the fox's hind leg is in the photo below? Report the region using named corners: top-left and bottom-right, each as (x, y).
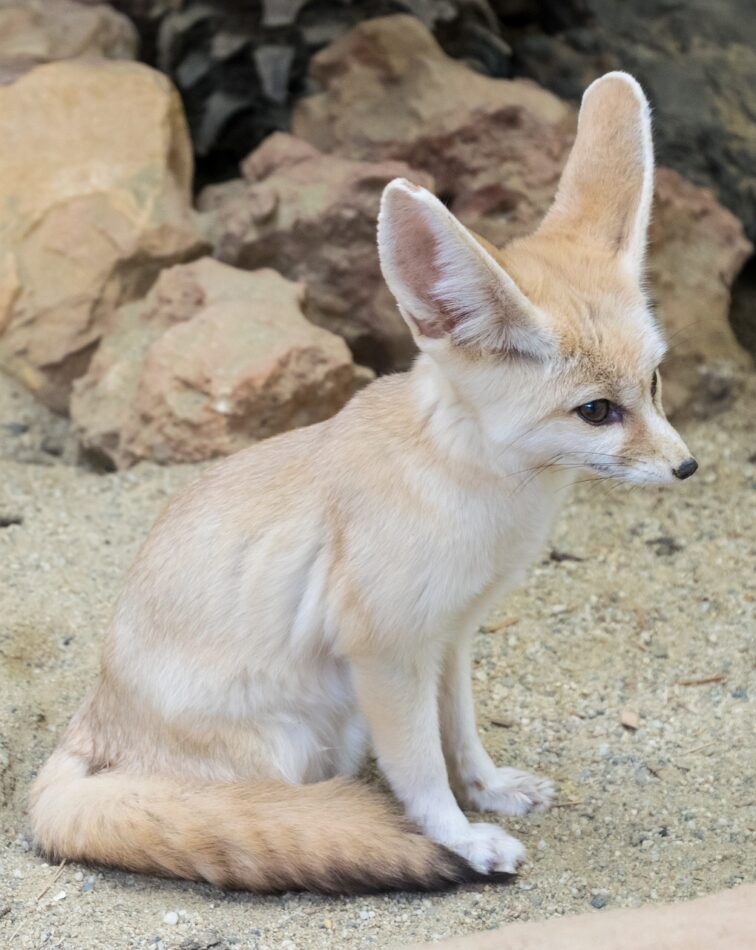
top-left (440, 632), bottom-right (554, 817)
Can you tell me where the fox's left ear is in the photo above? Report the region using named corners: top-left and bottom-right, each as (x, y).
top-left (539, 72), bottom-right (654, 279)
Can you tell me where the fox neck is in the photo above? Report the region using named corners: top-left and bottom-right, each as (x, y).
top-left (409, 352), bottom-right (570, 493)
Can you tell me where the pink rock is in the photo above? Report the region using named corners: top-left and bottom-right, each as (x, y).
top-left (198, 132), bottom-right (434, 372)
top-left (71, 258), bottom-right (363, 468)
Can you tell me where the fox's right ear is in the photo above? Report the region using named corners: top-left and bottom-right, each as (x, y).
top-left (377, 179), bottom-right (555, 359)
top-left (539, 72), bottom-right (654, 279)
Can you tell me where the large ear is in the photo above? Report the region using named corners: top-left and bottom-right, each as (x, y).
top-left (377, 179), bottom-right (555, 358)
top-left (539, 72), bottom-right (654, 278)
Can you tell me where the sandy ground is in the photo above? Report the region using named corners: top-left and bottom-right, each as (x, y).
top-left (0, 369), bottom-right (754, 950)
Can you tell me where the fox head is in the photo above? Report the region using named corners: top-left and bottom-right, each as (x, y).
top-left (378, 72), bottom-right (697, 486)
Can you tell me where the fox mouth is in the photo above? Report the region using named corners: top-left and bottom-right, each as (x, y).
top-left (585, 459), bottom-right (674, 486)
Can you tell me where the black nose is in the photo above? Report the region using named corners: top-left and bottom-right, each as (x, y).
top-left (673, 457), bottom-right (698, 480)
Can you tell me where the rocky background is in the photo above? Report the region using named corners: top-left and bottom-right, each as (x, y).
top-left (0, 0), bottom-right (752, 469)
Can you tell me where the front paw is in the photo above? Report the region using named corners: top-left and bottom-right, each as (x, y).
top-left (462, 767), bottom-right (554, 816)
top-left (443, 822), bottom-right (526, 874)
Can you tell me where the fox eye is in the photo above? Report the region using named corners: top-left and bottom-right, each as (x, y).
top-left (576, 399), bottom-right (614, 425)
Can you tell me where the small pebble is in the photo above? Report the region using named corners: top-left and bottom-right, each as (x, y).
top-left (591, 894), bottom-right (608, 909)
top-left (163, 911), bottom-right (179, 925)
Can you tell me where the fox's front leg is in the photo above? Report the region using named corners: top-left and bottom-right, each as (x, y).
top-left (439, 632), bottom-right (554, 816)
top-left (351, 652), bottom-right (524, 874)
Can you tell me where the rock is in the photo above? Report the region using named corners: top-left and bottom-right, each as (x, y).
top-left (0, 59), bottom-right (206, 411)
top-left (646, 169), bottom-right (752, 417)
top-left (198, 132), bottom-right (434, 371)
top-left (0, 0), bottom-right (138, 65)
top-left (179, 930), bottom-right (232, 950)
top-left (117, 0), bottom-right (512, 188)
top-left (71, 258), bottom-right (361, 468)
top-left (510, 0), bottom-right (756, 244)
top-left (163, 911), bottom-right (179, 925)
top-left (292, 14), bottom-right (574, 238)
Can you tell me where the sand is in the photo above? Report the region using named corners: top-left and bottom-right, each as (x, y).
top-left (1, 369), bottom-right (754, 949)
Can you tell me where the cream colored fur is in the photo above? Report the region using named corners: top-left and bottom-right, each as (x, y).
top-left (30, 73), bottom-right (696, 891)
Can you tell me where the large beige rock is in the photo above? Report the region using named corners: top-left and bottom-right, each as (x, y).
top-left (70, 258), bottom-right (362, 468)
top-left (198, 132), bottom-right (434, 371)
top-left (293, 14), bottom-right (574, 240)
top-left (0, 59), bottom-right (205, 411)
top-left (293, 15), bottom-right (752, 413)
top-left (0, 0), bottom-right (137, 65)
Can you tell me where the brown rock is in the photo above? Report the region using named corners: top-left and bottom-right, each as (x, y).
top-left (292, 15), bottom-right (573, 239)
top-left (646, 169), bottom-right (753, 417)
top-left (71, 258), bottom-right (361, 468)
top-left (0, 0), bottom-right (138, 65)
top-left (198, 132), bottom-right (434, 371)
top-left (0, 59), bottom-right (205, 411)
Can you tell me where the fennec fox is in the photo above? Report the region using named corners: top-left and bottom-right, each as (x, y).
top-left (31, 73), bottom-right (697, 893)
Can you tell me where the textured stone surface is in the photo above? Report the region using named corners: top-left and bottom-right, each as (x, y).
top-left (511, 0), bottom-right (756, 243)
top-left (198, 132), bottom-right (433, 371)
top-left (70, 258), bottom-right (361, 467)
top-left (0, 59), bottom-right (205, 411)
top-left (293, 15), bottom-right (573, 240)
top-left (107, 0), bottom-right (514, 187)
top-left (645, 169), bottom-right (753, 417)
top-left (0, 0), bottom-right (138, 64)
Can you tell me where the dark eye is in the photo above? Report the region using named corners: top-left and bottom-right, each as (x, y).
top-left (651, 370), bottom-right (658, 399)
top-left (576, 399), bottom-right (612, 424)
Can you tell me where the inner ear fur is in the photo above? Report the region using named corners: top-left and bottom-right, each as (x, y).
top-left (539, 72), bottom-right (654, 277)
top-left (377, 178), bottom-right (555, 359)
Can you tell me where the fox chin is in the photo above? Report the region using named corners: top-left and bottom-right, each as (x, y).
top-left (30, 71), bottom-right (697, 894)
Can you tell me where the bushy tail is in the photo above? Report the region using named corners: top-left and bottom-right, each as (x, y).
top-left (29, 749), bottom-right (482, 894)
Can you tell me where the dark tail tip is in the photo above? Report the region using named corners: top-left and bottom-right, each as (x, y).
top-left (305, 845), bottom-right (516, 896)
top-left (434, 845), bottom-right (516, 891)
